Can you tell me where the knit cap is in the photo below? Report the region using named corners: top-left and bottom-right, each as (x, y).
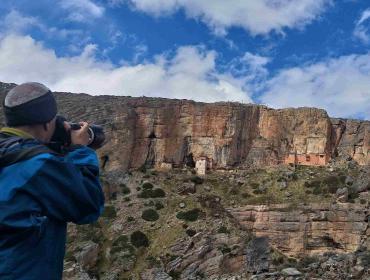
top-left (3, 82), bottom-right (57, 126)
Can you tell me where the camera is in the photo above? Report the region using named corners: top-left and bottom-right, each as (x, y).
top-left (50, 116), bottom-right (106, 150)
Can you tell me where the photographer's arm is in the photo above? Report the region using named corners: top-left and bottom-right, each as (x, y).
top-left (25, 146), bottom-right (105, 224)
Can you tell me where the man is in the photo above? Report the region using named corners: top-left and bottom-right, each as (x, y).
top-left (0, 82), bottom-right (105, 279)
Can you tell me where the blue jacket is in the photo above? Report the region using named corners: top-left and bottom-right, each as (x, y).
top-left (0, 134), bottom-right (105, 280)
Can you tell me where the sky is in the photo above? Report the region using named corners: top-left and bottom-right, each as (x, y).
top-left (0, 0), bottom-right (369, 119)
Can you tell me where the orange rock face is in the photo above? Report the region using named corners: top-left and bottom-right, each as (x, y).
top-left (0, 82), bottom-right (368, 170)
top-left (228, 203), bottom-right (369, 257)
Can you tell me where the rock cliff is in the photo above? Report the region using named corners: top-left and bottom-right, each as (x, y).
top-left (0, 82), bottom-right (368, 170)
top-left (228, 203), bottom-right (369, 257)
top-left (0, 82), bottom-right (369, 279)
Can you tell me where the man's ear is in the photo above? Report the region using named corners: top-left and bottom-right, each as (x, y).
top-left (43, 123), bottom-right (48, 131)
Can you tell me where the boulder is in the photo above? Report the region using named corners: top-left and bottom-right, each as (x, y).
top-left (75, 242), bottom-right (99, 270)
top-left (178, 182), bottom-right (196, 195)
top-left (281, 267), bottom-right (302, 276)
top-left (336, 187), bottom-right (348, 203)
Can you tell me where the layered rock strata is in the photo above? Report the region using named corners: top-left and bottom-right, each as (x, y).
top-left (228, 203), bottom-right (369, 257)
top-left (0, 82), bottom-right (368, 170)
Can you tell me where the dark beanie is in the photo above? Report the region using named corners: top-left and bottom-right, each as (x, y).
top-left (3, 82), bottom-right (57, 126)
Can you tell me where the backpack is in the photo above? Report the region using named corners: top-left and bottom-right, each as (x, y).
top-left (0, 133), bottom-right (58, 168)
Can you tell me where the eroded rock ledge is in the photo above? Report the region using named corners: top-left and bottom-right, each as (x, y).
top-left (228, 203), bottom-right (369, 257)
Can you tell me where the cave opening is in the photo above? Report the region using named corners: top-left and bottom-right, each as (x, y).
top-left (148, 131), bottom-right (157, 139)
top-left (185, 153), bottom-right (196, 168)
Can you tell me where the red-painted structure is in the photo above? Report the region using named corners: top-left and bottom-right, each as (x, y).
top-left (284, 153), bottom-right (329, 166)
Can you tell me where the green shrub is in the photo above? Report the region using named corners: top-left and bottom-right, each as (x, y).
top-left (217, 226), bottom-right (230, 234)
top-left (168, 271), bottom-right (181, 279)
top-left (130, 231), bottom-right (149, 248)
top-left (124, 197), bottom-right (131, 202)
top-left (176, 209), bottom-right (200, 222)
top-left (139, 165), bottom-right (147, 173)
top-left (348, 187), bottom-right (359, 202)
top-left (155, 201), bottom-right (164, 210)
top-left (101, 205), bottom-right (117, 218)
top-left (186, 229), bottom-right (196, 237)
top-left (218, 245), bottom-right (231, 254)
top-left (250, 182), bottom-right (259, 189)
top-left (142, 209), bottom-right (159, 221)
top-left (121, 184), bottom-right (131, 195)
top-left (138, 188), bottom-right (166, 198)
top-left (291, 173), bottom-right (299, 181)
top-left (190, 176), bottom-right (204, 185)
top-left (242, 192), bottom-right (251, 198)
top-left (152, 188), bottom-right (166, 197)
top-left (127, 216), bottom-right (135, 222)
top-left (142, 182), bottom-right (154, 190)
top-left (271, 251), bottom-right (284, 266)
top-left (313, 185), bottom-right (324, 195)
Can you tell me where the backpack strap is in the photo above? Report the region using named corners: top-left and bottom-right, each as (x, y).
top-left (0, 133), bottom-right (59, 168)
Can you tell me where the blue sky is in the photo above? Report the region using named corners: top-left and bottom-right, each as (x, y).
top-left (0, 0), bottom-right (369, 119)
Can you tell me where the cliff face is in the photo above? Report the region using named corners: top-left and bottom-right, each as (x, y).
top-left (332, 118), bottom-right (370, 165)
top-left (0, 82), bottom-right (368, 170)
top-left (228, 203), bottom-right (369, 257)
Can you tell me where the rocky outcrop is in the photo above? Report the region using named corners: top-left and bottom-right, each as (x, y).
top-left (0, 82), bottom-right (368, 171)
top-left (228, 203), bottom-right (369, 257)
top-left (332, 118), bottom-right (370, 165)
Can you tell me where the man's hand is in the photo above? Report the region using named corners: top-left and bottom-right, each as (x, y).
top-left (64, 121), bottom-right (91, 146)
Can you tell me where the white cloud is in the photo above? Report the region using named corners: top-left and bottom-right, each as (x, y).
top-left (0, 10), bottom-right (92, 55)
top-left (122, 0), bottom-right (331, 36)
top-left (260, 54), bottom-right (370, 119)
top-left (0, 10), bottom-right (86, 40)
top-left (0, 35), bottom-right (251, 103)
top-left (59, 0), bottom-right (105, 22)
top-left (354, 8), bottom-right (370, 44)
top-left (0, 10), bottom-right (42, 35)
